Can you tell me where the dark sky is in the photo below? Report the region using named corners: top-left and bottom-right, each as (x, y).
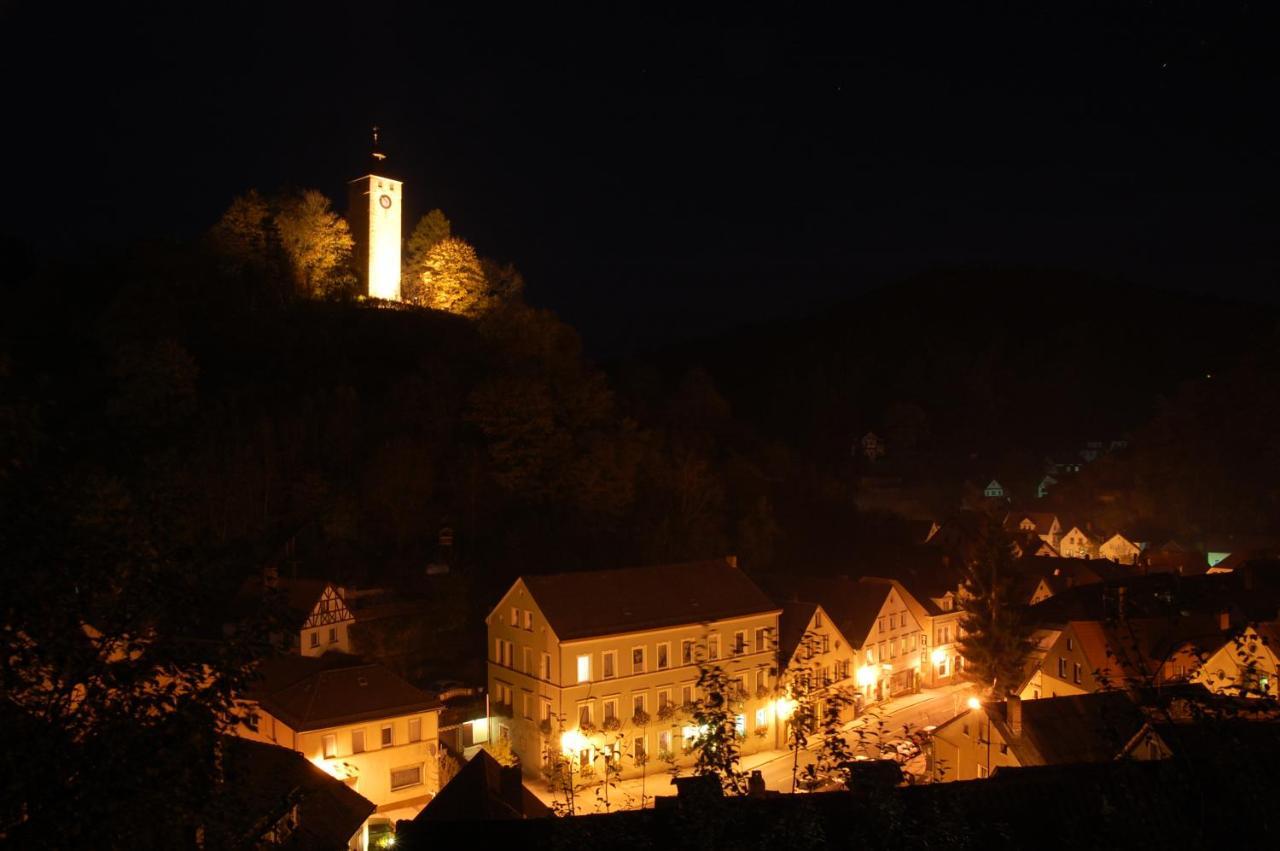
top-left (3, 4), bottom-right (1277, 351)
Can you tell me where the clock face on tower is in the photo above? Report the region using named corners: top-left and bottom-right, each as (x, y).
top-left (379, 194), bottom-right (392, 209)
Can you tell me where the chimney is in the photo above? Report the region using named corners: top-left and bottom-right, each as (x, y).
top-left (1007, 695), bottom-right (1023, 738)
top-left (726, 554), bottom-right (739, 569)
top-left (499, 763), bottom-right (523, 809)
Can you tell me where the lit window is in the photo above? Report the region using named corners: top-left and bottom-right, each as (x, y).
top-left (523, 610), bottom-right (533, 630)
top-left (310, 632), bottom-right (319, 648)
top-left (734, 631), bottom-right (746, 656)
top-left (381, 725), bottom-right (393, 747)
top-left (328, 627), bottom-right (336, 644)
top-left (390, 765), bottom-right (422, 791)
top-left (756, 708), bottom-right (766, 727)
top-left (632, 647), bottom-right (646, 673)
top-left (541, 652), bottom-right (552, 680)
top-left (604, 698), bottom-right (618, 722)
top-left (577, 654), bottom-right (592, 683)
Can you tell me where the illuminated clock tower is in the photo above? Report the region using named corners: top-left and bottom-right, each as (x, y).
top-left (348, 127), bottom-right (403, 301)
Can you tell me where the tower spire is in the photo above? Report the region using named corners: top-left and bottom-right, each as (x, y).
top-left (371, 125), bottom-right (387, 163)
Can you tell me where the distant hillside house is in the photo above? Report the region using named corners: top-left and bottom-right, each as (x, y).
top-left (1036, 473), bottom-right (1058, 499)
top-left (1004, 512), bottom-right (1062, 549)
top-left (983, 479), bottom-right (1006, 499)
top-left (1190, 624), bottom-right (1280, 698)
top-left (1099, 533), bottom-right (1143, 565)
top-left (860, 431), bottom-right (886, 462)
top-left (486, 558), bottom-right (783, 779)
top-left (1059, 527), bottom-right (1099, 560)
top-left (238, 574), bottom-right (356, 657)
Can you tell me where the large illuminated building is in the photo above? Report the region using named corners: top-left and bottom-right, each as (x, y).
top-left (348, 129), bottom-right (403, 301)
top-left (486, 558), bottom-right (784, 780)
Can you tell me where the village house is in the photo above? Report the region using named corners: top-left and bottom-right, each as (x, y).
top-left (799, 577), bottom-right (930, 704)
top-left (1059, 526), bottom-right (1099, 559)
top-left (983, 479), bottom-right (1006, 499)
top-left (1026, 614), bottom-right (1226, 699)
top-left (1098, 533), bottom-right (1143, 565)
top-left (1190, 623), bottom-right (1280, 698)
top-left (236, 653), bottom-right (443, 843)
top-left (485, 558), bottom-right (783, 780)
top-left (1003, 511), bottom-right (1062, 550)
top-left (777, 601), bottom-right (858, 724)
top-left (929, 691), bottom-right (1148, 781)
top-left (237, 572), bottom-right (356, 657)
top-left (215, 736), bottom-right (375, 849)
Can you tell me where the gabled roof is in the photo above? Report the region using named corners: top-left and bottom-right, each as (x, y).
top-left (778, 601), bottom-right (820, 667)
top-left (217, 736), bottom-right (374, 848)
top-left (238, 576), bottom-right (352, 630)
top-left (1004, 511), bottom-right (1060, 534)
top-left (513, 559), bottom-right (778, 641)
top-left (416, 750), bottom-right (552, 822)
top-left (250, 653), bottom-right (441, 730)
top-left (793, 577), bottom-right (893, 648)
top-left (987, 691), bottom-right (1147, 766)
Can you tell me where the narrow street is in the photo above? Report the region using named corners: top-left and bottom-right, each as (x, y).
top-left (535, 682), bottom-right (975, 813)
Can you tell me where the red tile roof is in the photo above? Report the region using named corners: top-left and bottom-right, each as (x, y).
top-left (518, 558), bottom-right (778, 641)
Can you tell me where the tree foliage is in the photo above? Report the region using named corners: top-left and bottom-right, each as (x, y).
top-left (413, 236), bottom-right (490, 316)
top-left (688, 661), bottom-right (746, 794)
top-left (274, 189), bottom-right (356, 298)
top-left (402, 208), bottom-right (452, 293)
top-left (956, 520), bottom-right (1036, 695)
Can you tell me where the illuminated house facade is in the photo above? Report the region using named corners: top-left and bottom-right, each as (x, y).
top-left (1191, 624), bottom-right (1280, 697)
top-left (1059, 526), bottom-right (1099, 559)
top-left (237, 654), bottom-right (442, 846)
top-left (1098, 533), bottom-right (1143, 565)
top-left (777, 602), bottom-right (857, 723)
top-left (237, 574), bottom-right (356, 658)
top-left (485, 558), bottom-right (783, 780)
top-left (807, 578), bottom-right (929, 705)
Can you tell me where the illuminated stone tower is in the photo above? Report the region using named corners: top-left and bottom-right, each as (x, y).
top-left (348, 127), bottom-right (403, 301)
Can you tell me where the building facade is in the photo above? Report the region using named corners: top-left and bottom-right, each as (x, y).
top-left (486, 559), bottom-right (783, 780)
top-left (238, 656), bottom-right (442, 845)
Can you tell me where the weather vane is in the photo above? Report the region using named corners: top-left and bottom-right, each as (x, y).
top-left (372, 125), bottom-right (386, 161)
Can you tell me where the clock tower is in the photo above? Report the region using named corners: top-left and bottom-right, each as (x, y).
top-left (348, 128), bottom-right (403, 301)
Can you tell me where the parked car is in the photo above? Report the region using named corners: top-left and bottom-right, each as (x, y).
top-left (880, 738), bottom-right (921, 763)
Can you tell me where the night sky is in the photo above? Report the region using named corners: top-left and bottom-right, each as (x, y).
top-left (3, 4), bottom-right (1277, 351)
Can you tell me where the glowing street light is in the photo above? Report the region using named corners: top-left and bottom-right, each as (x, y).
top-left (561, 728), bottom-right (589, 755)
top-left (967, 696), bottom-right (981, 711)
top-left (930, 648), bottom-right (947, 666)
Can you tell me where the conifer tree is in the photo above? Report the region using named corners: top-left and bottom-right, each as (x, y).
top-left (956, 520), bottom-right (1035, 695)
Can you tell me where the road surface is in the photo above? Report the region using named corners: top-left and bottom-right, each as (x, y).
top-left (536, 681), bottom-right (975, 813)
